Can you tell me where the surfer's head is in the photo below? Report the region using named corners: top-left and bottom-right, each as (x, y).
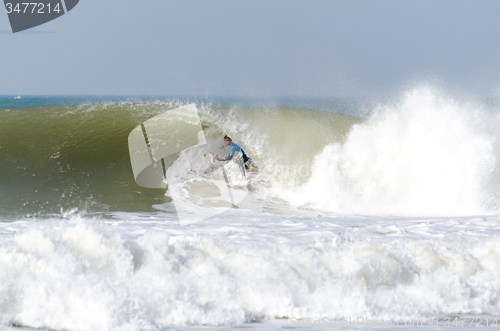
top-left (223, 135), bottom-right (231, 145)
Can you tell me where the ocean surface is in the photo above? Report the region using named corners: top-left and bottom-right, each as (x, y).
top-left (0, 90), bottom-right (500, 331)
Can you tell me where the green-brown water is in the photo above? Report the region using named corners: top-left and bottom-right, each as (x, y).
top-left (0, 101), bottom-right (360, 217)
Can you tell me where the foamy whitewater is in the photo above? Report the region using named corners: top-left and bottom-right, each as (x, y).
top-left (0, 88), bottom-right (500, 331)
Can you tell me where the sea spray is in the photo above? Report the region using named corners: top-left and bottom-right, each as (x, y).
top-left (284, 88), bottom-right (499, 216)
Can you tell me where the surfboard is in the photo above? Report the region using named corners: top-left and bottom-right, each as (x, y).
top-left (229, 171), bottom-right (254, 187)
top-left (231, 179), bottom-right (250, 187)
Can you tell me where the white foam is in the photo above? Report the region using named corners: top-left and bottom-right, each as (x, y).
top-left (284, 88), bottom-right (499, 216)
top-left (1, 214), bottom-right (500, 330)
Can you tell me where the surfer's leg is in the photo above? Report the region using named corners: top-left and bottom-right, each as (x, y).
top-left (237, 161), bottom-right (246, 177)
top-left (234, 156), bottom-right (247, 178)
top-left (243, 154), bottom-right (252, 172)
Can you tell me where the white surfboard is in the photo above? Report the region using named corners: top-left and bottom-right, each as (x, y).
top-left (231, 179), bottom-right (249, 187)
top-left (230, 171), bottom-right (253, 187)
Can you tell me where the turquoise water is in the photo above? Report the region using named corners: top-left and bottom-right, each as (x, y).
top-left (0, 95), bottom-right (366, 113)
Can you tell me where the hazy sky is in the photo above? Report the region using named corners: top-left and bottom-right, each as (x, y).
top-left (1, 0), bottom-right (500, 97)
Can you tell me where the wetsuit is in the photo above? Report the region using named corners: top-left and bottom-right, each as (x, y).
top-left (219, 141), bottom-right (250, 176)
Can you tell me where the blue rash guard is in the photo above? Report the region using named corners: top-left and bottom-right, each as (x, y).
top-left (219, 141), bottom-right (250, 176)
top-left (229, 141), bottom-right (245, 157)
top-left (219, 142), bottom-right (245, 161)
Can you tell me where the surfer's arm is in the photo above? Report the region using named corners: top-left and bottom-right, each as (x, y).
top-left (216, 144), bottom-right (237, 161)
top-left (218, 154), bottom-right (233, 161)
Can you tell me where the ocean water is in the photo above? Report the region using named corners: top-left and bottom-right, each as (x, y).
top-left (0, 89), bottom-right (500, 331)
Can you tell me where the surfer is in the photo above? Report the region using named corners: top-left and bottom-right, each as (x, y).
top-left (214, 135), bottom-right (251, 181)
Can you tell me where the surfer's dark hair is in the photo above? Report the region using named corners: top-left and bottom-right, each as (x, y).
top-left (223, 135), bottom-right (231, 140)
